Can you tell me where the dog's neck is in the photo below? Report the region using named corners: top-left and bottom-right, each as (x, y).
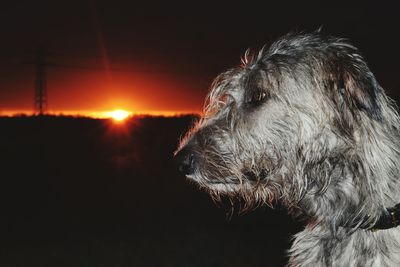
top-left (289, 162), bottom-right (400, 266)
top-left (288, 222), bottom-right (400, 266)
top-left (289, 127), bottom-right (400, 266)
top-left (358, 203), bottom-right (400, 231)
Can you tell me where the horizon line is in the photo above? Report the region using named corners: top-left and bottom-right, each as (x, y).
top-left (0, 109), bottom-right (202, 118)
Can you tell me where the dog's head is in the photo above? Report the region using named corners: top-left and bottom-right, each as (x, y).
top-left (175, 32), bottom-right (387, 215)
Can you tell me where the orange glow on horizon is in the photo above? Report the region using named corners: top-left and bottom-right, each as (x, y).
top-left (0, 109), bottom-right (200, 118)
top-left (107, 109), bottom-right (131, 122)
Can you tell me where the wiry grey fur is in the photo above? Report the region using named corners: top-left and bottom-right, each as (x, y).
top-left (175, 32), bottom-right (400, 266)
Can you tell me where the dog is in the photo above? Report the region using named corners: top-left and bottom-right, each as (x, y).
top-left (175, 32), bottom-right (400, 266)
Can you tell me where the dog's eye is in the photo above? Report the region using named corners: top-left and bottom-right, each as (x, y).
top-left (244, 90), bottom-right (270, 107)
top-left (243, 69), bottom-right (270, 107)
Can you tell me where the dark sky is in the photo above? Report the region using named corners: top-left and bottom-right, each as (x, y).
top-left (0, 1), bottom-right (399, 114)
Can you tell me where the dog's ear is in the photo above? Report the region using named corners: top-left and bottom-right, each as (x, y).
top-left (343, 69), bottom-right (382, 121)
top-left (338, 65), bottom-right (382, 122)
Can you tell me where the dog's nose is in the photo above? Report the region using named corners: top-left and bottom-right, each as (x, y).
top-left (174, 147), bottom-right (196, 175)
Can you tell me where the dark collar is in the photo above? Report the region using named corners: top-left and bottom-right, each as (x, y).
top-left (361, 203), bottom-right (400, 232)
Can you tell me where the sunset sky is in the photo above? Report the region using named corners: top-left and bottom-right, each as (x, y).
top-left (0, 1), bottom-right (399, 116)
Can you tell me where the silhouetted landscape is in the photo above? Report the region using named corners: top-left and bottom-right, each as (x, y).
top-left (0, 116), bottom-right (301, 266)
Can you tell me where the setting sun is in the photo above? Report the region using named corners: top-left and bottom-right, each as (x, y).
top-left (107, 109), bottom-right (131, 122)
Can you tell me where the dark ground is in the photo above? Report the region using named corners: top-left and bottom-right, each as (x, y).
top-left (0, 115), bottom-right (301, 267)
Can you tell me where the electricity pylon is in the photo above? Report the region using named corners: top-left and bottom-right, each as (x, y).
top-left (33, 47), bottom-right (48, 115)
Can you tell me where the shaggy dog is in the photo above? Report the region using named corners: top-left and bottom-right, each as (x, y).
top-left (175, 32), bottom-right (400, 266)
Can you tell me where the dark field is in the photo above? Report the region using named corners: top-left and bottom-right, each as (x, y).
top-left (0, 116), bottom-right (301, 267)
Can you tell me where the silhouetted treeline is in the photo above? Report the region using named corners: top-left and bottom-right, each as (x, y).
top-left (0, 115), bottom-right (301, 267)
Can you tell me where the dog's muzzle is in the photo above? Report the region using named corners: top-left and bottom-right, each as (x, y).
top-left (174, 146), bottom-right (196, 175)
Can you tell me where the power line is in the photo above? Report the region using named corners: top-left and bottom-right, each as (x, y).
top-left (22, 47), bottom-right (204, 115)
